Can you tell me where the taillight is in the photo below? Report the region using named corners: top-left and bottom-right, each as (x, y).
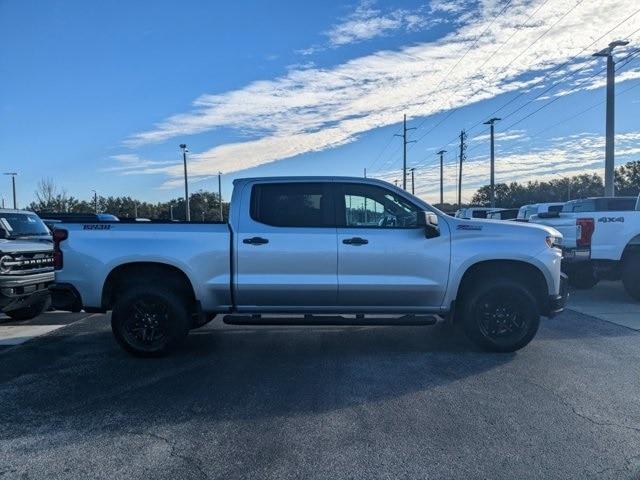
top-left (576, 218), bottom-right (594, 248)
top-left (53, 228), bottom-right (68, 270)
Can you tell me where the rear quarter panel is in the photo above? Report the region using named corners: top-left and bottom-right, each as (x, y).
top-left (56, 223), bottom-right (231, 311)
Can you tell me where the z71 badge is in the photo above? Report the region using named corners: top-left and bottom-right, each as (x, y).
top-left (597, 217), bottom-right (624, 223)
top-left (82, 224), bottom-right (111, 230)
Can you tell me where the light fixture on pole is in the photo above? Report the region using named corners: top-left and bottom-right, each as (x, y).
top-left (593, 40), bottom-right (629, 197)
top-left (180, 144), bottom-right (191, 221)
top-left (483, 117), bottom-right (501, 208)
top-left (3, 173), bottom-right (17, 209)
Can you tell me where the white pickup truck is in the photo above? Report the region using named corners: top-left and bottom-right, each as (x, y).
top-left (51, 177), bottom-right (566, 356)
top-left (530, 196), bottom-right (640, 296)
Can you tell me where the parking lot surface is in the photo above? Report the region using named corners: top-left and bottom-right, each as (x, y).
top-left (1, 297), bottom-right (639, 480)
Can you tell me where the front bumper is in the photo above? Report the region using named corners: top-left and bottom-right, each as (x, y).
top-left (0, 271), bottom-right (54, 311)
top-left (544, 273), bottom-right (568, 318)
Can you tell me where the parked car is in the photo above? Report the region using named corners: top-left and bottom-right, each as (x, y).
top-left (454, 207), bottom-right (502, 219)
top-left (516, 203), bottom-right (565, 222)
top-left (0, 210), bottom-right (54, 320)
top-left (530, 195), bottom-right (640, 296)
top-left (487, 208), bottom-right (519, 220)
top-left (51, 177), bottom-right (566, 356)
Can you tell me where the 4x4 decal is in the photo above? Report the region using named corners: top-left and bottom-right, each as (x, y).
top-left (597, 217), bottom-right (624, 223)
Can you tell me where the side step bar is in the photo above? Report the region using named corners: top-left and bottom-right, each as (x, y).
top-left (222, 314), bottom-right (439, 326)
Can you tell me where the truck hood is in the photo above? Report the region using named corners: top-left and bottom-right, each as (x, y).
top-left (0, 238), bottom-right (53, 253)
top-left (447, 216), bottom-right (562, 240)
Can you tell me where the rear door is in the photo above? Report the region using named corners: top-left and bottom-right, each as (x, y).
top-left (235, 181), bottom-right (338, 310)
top-left (334, 182), bottom-right (450, 310)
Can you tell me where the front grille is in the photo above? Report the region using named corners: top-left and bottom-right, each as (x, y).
top-left (0, 251), bottom-right (54, 275)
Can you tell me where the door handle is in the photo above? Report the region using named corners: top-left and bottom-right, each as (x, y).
top-left (243, 236), bottom-right (269, 245)
top-left (343, 237), bottom-right (368, 246)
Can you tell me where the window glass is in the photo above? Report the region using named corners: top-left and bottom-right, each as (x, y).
top-left (472, 210), bottom-right (488, 218)
top-left (339, 184), bottom-right (420, 228)
top-left (603, 198), bottom-right (635, 211)
top-left (548, 205), bottom-right (563, 213)
top-left (250, 183), bottom-right (333, 227)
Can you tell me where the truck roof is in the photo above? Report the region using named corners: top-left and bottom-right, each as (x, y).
top-left (0, 209), bottom-right (37, 215)
top-left (233, 175), bottom-right (392, 185)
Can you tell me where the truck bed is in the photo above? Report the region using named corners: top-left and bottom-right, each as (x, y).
top-left (55, 221), bottom-right (232, 312)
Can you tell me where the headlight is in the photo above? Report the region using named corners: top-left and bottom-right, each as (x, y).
top-left (0, 255), bottom-right (13, 273)
top-left (545, 236), bottom-right (561, 248)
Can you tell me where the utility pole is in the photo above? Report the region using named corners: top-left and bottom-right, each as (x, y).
top-left (4, 173), bottom-right (17, 209)
top-left (133, 202), bottom-right (138, 218)
top-left (363, 168), bottom-right (367, 178)
top-left (170, 204), bottom-right (174, 220)
top-left (458, 131), bottom-right (466, 207)
top-left (593, 40), bottom-right (629, 197)
top-left (217, 172), bottom-right (223, 221)
top-left (410, 168), bottom-right (415, 195)
top-left (180, 144), bottom-right (191, 220)
top-left (483, 117), bottom-right (501, 208)
top-left (91, 190), bottom-right (98, 213)
top-left (394, 114), bottom-right (416, 190)
top-left (436, 150), bottom-right (446, 206)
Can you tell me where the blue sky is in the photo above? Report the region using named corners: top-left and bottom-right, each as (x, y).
top-left (1, 0), bottom-right (639, 207)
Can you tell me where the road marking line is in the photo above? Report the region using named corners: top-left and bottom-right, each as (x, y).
top-left (0, 325), bottom-right (65, 346)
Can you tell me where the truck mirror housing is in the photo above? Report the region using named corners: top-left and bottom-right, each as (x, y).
top-left (418, 211), bottom-right (440, 239)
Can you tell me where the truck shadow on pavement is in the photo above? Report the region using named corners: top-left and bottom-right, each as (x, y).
top-left (1, 311), bottom-right (637, 444)
top-left (1, 319), bottom-right (515, 434)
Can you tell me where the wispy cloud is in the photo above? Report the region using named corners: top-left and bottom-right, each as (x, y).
top-left (121, 0), bottom-right (640, 189)
top-left (326, 0), bottom-right (429, 47)
top-left (103, 154), bottom-right (177, 174)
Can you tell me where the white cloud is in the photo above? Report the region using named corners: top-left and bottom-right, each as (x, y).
top-left (103, 154), bottom-right (177, 174)
top-left (121, 0), bottom-right (640, 189)
top-left (326, 0), bottom-right (429, 47)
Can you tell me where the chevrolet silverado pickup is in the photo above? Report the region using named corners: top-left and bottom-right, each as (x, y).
top-left (530, 196), bottom-right (640, 297)
top-left (52, 177), bottom-right (567, 356)
top-left (0, 210), bottom-right (54, 320)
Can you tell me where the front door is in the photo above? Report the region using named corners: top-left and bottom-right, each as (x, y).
top-left (334, 182), bottom-right (450, 310)
top-left (235, 181), bottom-right (337, 310)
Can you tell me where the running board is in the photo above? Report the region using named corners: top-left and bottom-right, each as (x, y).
top-left (222, 314), bottom-right (438, 326)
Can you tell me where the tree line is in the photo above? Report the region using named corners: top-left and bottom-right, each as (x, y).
top-left (29, 178), bottom-right (229, 221)
top-left (468, 160), bottom-right (640, 209)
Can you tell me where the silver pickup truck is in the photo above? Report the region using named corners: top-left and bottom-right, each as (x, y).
top-left (52, 177), bottom-right (567, 356)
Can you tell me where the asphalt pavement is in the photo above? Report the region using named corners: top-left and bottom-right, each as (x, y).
top-left (1, 306), bottom-right (639, 480)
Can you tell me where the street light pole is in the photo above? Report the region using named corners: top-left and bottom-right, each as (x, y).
top-left (410, 168), bottom-right (415, 195)
top-left (91, 190), bottom-right (98, 213)
top-left (180, 144), bottom-right (191, 221)
top-left (3, 173), bottom-right (17, 209)
top-left (436, 150), bottom-right (446, 206)
top-left (218, 171), bottom-right (223, 221)
top-left (593, 40), bottom-right (629, 197)
top-left (483, 117), bottom-right (501, 208)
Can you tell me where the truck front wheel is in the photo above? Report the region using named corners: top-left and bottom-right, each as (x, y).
top-left (622, 253), bottom-right (640, 301)
top-left (111, 285), bottom-right (191, 357)
top-left (459, 279), bottom-right (540, 353)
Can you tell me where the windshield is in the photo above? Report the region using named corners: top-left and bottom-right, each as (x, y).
top-left (0, 213), bottom-right (51, 238)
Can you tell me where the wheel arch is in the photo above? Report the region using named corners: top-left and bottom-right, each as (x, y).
top-left (101, 261), bottom-right (196, 311)
top-left (621, 233), bottom-right (640, 261)
top-left (454, 260), bottom-right (549, 317)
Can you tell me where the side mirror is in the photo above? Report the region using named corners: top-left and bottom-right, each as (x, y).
top-left (417, 211), bottom-right (440, 238)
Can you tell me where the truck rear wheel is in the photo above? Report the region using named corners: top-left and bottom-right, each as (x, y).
top-left (5, 296), bottom-right (50, 321)
top-left (111, 285), bottom-right (190, 357)
top-left (622, 253), bottom-right (640, 301)
top-left (460, 279), bottom-right (540, 353)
